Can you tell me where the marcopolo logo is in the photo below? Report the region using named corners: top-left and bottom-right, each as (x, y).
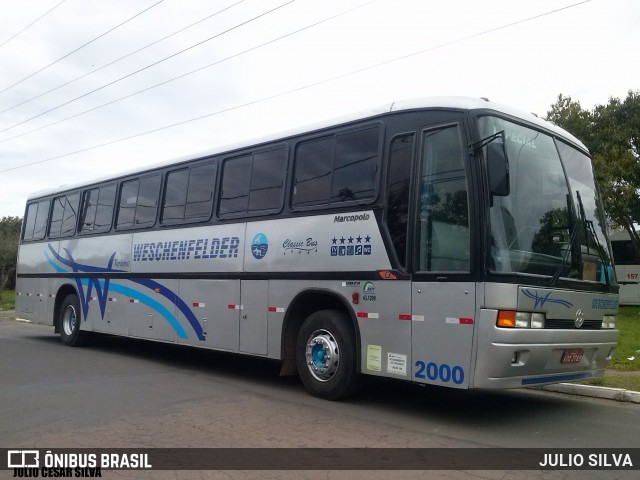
top-left (251, 233), bottom-right (269, 260)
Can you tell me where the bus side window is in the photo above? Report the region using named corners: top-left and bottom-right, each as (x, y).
top-left (332, 127), bottom-right (378, 202)
top-left (49, 197), bottom-right (65, 237)
top-left (95, 184), bottom-right (116, 232)
top-left (219, 147), bottom-right (285, 217)
top-left (416, 125), bottom-right (470, 272)
top-left (81, 185), bottom-right (116, 233)
top-left (117, 179), bottom-right (140, 229)
top-left (185, 163), bottom-right (216, 220)
top-left (116, 175), bottom-right (160, 229)
top-left (292, 126), bottom-right (380, 208)
top-left (386, 133), bottom-right (414, 268)
top-left (135, 175), bottom-right (161, 227)
top-left (248, 147), bottom-right (285, 212)
top-left (19, 199), bottom-right (51, 242)
top-left (49, 194), bottom-right (80, 238)
top-left (220, 155), bottom-right (252, 216)
top-left (61, 194), bottom-right (80, 237)
top-left (22, 203), bottom-right (38, 241)
top-left (162, 169), bottom-right (189, 224)
top-left (80, 188), bottom-right (98, 233)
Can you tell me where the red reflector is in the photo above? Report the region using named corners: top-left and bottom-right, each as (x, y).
top-left (459, 317), bottom-right (474, 325)
top-left (268, 306), bottom-right (277, 312)
top-left (227, 304), bottom-right (235, 309)
top-left (357, 312), bottom-right (368, 318)
top-left (398, 314), bottom-right (411, 321)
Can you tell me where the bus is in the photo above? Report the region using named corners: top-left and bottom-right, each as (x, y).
top-left (610, 229), bottom-right (640, 305)
top-left (16, 96), bottom-right (619, 400)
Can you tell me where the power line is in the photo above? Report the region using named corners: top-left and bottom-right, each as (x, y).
top-left (0, 0), bottom-right (295, 135)
top-left (0, 0), bottom-right (378, 145)
top-left (0, 0), bottom-right (247, 116)
top-left (0, 0), bottom-right (67, 49)
top-left (0, 0), bottom-right (591, 174)
top-left (0, 0), bottom-right (165, 96)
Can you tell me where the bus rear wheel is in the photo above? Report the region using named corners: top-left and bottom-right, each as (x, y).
top-left (296, 309), bottom-right (358, 400)
top-left (59, 293), bottom-right (89, 347)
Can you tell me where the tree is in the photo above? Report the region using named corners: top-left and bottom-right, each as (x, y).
top-left (0, 216), bottom-right (22, 296)
top-left (546, 91), bottom-right (640, 254)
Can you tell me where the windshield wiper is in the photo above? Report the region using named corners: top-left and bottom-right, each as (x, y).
top-left (576, 190), bottom-right (610, 285)
top-left (549, 193), bottom-right (578, 286)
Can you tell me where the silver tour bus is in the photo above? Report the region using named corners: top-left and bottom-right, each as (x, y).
top-left (16, 97), bottom-right (619, 399)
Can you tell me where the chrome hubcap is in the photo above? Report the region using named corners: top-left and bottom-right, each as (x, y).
top-left (62, 305), bottom-right (77, 336)
top-left (305, 329), bottom-right (340, 382)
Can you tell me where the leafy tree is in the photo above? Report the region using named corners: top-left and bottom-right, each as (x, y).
top-left (546, 91), bottom-right (640, 254)
top-left (0, 216), bottom-right (22, 296)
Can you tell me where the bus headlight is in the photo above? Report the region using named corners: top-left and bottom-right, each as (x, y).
top-left (531, 313), bottom-right (545, 329)
top-left (497, 310), bottom-right (546, 328)
top-left (602, 315), bottom-right (616, 329)
top-left (515, 312), bottom-right (531, 328)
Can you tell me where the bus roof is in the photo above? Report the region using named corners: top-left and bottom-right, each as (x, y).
top-left (27, 96), bottom-right (587, 201)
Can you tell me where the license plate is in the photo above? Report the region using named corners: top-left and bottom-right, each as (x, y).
top-left (561, 349), bottom-right (584, 364)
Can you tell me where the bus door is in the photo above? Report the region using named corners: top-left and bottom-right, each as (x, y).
top-left (410, 122), bottom-right (476, 388)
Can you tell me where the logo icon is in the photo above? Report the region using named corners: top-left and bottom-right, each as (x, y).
top-left (575, 309), bottom-right (584, 328)
top-left (362, 281), bottom-right (376, 301)
top-left (7, 450), bottom-right (39, 468)
top-left (251, 233), bottom-right (269, 260)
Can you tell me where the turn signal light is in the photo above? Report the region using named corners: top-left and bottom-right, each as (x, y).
top-left (497, 310), bottom-right (516, 327)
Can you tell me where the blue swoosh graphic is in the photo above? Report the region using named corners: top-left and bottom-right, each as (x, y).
top-left (522, 289), bottom-right (573, 308)
top-left (45, 244), bottom-right (200, 340)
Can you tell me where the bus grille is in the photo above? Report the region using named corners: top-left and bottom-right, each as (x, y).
top-left (545, 319), bottom-right (603, 329)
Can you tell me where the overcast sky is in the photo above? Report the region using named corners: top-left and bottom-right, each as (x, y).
top-left (0, 0), bottom-right (638, 218)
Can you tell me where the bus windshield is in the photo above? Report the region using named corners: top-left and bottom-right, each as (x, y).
top-left (478, 116), bottom-right (615, 285)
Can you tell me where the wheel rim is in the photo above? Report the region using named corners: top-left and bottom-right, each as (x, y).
top-left (305, 329), bottom-right (340, 382)
top-left (62, 304), bottom-right (78, 336)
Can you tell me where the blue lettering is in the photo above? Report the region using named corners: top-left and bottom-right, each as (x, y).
top-left (133, 244), bottom-right (143, 261)
top-left (229, 237), bottom-right (240, 258)
top-left (194, 239), bottom-right (204, 259)
top-left (414, 360), bottom-right (465, 385)
top-left (187, 239), bottom-right (196, 259)
top-left (178, 240), bottom-right (187, 260)
top-left (208, 238), bottom-right (220, 258)
top-left (426, 362), bottom-right (438, 381)
top-left (439, 364), bottom-right (451, 382)
top-left (155, 242), bottom-right (163, 261)
top-left (219, 237), bottom-right (229, 258)
top-left (452, 366), bottom-right (464, 384)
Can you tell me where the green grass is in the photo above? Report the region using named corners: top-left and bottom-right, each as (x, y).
top-left (583, 375), bottom-right (640, 393)
top-left (0, 289), bottom-right (15, 311)
top-left (577, 305), bottom-right (640, 391)
top-left (608, 306), bottom-right (640, 371)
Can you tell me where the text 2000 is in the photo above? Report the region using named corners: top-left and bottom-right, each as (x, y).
top-left (414, 361), bottom-right (464, 385)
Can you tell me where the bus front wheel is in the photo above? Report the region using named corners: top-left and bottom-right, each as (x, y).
top-left (59, 293), bottom-right (89, 347)
top-left (296, 310), bottom-right (358, 400)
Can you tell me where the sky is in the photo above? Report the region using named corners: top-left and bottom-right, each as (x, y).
top-left (0, 0), bottom-right (638, 218)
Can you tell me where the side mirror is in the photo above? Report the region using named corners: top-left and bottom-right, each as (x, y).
top-left (487, 142), bottom-right (510, 197)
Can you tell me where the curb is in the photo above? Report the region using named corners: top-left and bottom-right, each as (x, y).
top-left (540, 383), bottom-right (640, 404)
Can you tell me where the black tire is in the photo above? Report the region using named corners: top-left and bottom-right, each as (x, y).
top-left (296, 309), bottom-right (359, 400)
top-left (58, 293), bottom-right (89, 347)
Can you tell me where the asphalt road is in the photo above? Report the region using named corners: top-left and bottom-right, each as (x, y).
top-left (1, 315), bottom-right (639, 480)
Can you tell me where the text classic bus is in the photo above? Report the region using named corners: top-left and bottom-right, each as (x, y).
top-left (16, 97), bottom-right (619, 399)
